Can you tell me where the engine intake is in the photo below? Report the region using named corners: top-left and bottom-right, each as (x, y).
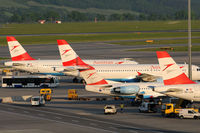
top-left (112, 85), bottom-right (140, 94)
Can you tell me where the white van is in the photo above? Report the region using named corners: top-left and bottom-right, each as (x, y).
top-left (139, 102), bottom-right (157, 113)
top-left (31, 96), bottom-right (45, 106)
top-left (179, 109), bottom-right (200, 119)
top-left (104, 105), bottom-right (117, 114)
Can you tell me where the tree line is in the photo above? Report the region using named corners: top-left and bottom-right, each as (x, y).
top-left (1, 10), bottom-right (198, 23)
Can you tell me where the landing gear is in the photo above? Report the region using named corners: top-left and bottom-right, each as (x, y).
top-left (80, 79), bottom-right (86, 84)
top-left (73, 78), bottom-right (78, 83)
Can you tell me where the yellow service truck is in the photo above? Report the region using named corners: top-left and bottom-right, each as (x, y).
top-left (161, 103), bottom-right (198, 117)
top-left (40, 88), bottom-right (52, 101)
top-left (68, 89), bottom-right (78, 100)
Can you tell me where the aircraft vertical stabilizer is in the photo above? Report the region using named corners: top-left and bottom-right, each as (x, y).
top-left (7, 36), bottom-right (35, 61)
top-left (57, 40), bottom-right (108, 85)
top-left (156, 51), bottom-right (195, 85)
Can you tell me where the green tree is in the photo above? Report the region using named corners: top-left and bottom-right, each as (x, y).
top-left (67, 11), bottom-right (88, 21)
top-left (10, 13), bottom-right (22, 23)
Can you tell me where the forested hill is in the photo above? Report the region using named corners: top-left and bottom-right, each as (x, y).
top-left (0, 0), bottom-right (200, 23)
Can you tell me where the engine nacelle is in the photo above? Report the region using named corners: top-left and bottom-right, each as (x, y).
top-left (54, 67), bottom-right (64, 72)
top-left (112, 85), bottom-right (140, 94)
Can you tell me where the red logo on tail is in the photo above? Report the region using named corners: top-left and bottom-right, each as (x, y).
top-left (163, 63), bottom-right (174, 71)
top-left (87, 72), bottom-right (95, 79)
top-left (11, 45), bottom-right (19, 51)
top-left (62, 49), bottom-right (71, 55)
top-left (116, 61), bottom-right (123, 64)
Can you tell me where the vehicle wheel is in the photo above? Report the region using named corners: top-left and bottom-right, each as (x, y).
top-left (81, 79), bottom-right (86, 84)
top-left (139, 109), bottom-right (141, 113)
top-left (194, 116), bottom-right (198, 119)
top-left (180, 115), bottom-right (184, 119)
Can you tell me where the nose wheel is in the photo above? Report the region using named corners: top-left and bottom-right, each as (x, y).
top-left (73, 78), bottom-right (78, 83)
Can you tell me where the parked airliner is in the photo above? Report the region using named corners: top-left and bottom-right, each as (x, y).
top-left (57, 39), bottom-right (200, 82)
top-left (152, 51), bottom-right (200, 102)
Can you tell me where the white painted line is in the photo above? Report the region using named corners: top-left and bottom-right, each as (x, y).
top-left (7, 108), bottom-right (14, 111)
top-left (72, 120), bottom-right (79, 123)
top-left (109, 127), bottom-right (117, 130)
top-left (128, 130), bottom-right (138, 133)
top-left (55, 117), bottom-right (62, 119)
top-left (38, 114), bottom-right (45, 116)
top-left (23, 111), bottom-right (29, 113)
top-left (89, 123), bottom-right (97, 126)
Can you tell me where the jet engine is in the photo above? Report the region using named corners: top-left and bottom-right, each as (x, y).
top-left (136, 73), bottom-right (157, 82)
top-left (112, 85), bottom-right (140, 95)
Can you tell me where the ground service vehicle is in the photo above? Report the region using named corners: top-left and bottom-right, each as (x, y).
top-left (68, 89), bottom-right (78, 100)
top-left (31, 96), bottom-right (45, 106)
top-left (139, 102), bottom-right (158, 113)
top-left (179, 109), bottom-right (200, 119)
top-left (104, 105), bottom-right (117, 114)
top-left (161, 103), bottom-right (198, 117)
top-left (40, 89), bottom-right (52, 101)
top-left (2, 76), bottom-right (59, 88)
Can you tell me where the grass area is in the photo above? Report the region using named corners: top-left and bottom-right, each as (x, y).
top-left (0, 57), bottom-right (9, 60)
top-left (114, 38), bottom-right (200, 45)
top-left (1, 20), bottom-right (200, 35)
top-left (128, 45), bottom-right (200, 52)
top-left (1, 32), bottom-right (200, 46)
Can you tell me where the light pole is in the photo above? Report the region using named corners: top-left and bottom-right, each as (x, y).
top-left (188, 0), bottom-right (192, 80)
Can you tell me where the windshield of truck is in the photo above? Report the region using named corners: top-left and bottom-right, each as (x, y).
top-left (188, 110), bottom-right (194, 114)
top-left (192, 110), bottom-right (197, 113)
top-left (167, 106), bottom-right (171, 109)
top-left (106, 106), bottom-right (113, 109)
top-left (32, 98), bottom-right (39, 101)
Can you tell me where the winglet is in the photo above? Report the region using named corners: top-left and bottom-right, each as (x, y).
top-left (156, 51), bottom-right (196, 85)
top-left (7, 36), bottom-right (35, 61)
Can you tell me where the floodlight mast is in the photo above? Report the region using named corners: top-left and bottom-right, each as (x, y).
top-left (188, 0), bottom-right (192, 80)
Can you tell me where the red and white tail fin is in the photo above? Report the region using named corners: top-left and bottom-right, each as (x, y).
top-left (7, 36), bottom-right (35, 61)
top-left (57, 40), bottom-right (108, 85)
top-left (156, 51), bottom-right (196, 85)
top-left (57, 40), bottom-right (85, 66)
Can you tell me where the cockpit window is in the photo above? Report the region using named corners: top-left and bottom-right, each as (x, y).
top-left (197, 68), bottom-right (200, 71)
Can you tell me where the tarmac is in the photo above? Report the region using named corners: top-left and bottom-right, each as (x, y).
top-left (0, 81), bottom-right (200, 133)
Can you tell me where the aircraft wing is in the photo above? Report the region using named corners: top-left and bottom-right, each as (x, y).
top-left (166, 88), bottom-right (182, 92)
top-left (12, 63), bottom-right (26, 66)
top-left (149, 86), bottom-right (182, 94)
top-left (55, 66), bottom-right (89, 72)
top-left (158, 88), bottom-right (183, 94)
top-left (136, 73), bottom-right (160, 82)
